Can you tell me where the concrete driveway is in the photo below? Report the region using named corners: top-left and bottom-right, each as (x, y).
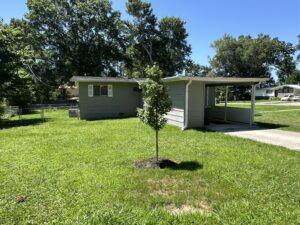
top-left (206, 123), bottom-right (300, 151)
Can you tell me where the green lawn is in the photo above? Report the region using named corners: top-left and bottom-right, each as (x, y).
top-left (216, 103), bottom-right (300, 132)
top-left (1, 110), bottom-right (300, 224)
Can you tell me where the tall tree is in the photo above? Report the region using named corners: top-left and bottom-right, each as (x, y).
top-left (26, 0), bottom-right (126, 84)
top-left (138, 65), bottom-right (172, 161)
top-left (0, 20), bottom-right (19, 95)
top-left (210, 34), bottom-right (297, 83)
top-left (125, 0), bottom-right (158, 77)
top-left (286, 69), bottom-right (300, 84)
top-left (0, 20), bottom-right (33, 107)
top-left (158, 17), bottom-right (191, 76)
top-left (125, 0), bottom-right (191, 77)
top-left (185, 61), bottom-right (211, 77)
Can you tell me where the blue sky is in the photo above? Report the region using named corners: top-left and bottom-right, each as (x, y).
top-left (1, 0), bottom-right (300, 66)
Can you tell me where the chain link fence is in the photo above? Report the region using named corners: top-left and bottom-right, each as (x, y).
top-left (0, 104), bottom-right (79, 129)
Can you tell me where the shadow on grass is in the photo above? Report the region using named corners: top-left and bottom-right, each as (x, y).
top-left (160, 160), bottom-right (203, 171)
top-left (134, 159), bottom-right (203, 171)
top-left (255, 122), bottom-right (289, 129)
top-left (85, 115), bottom-right (137, 121)
top-left (0, 118), bottom-right (50, 130)
top-left (189, 127), bottom-right (216, 133)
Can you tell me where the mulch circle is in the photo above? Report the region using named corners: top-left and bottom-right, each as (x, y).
top-left (133, 158), bottom-right (178, 169)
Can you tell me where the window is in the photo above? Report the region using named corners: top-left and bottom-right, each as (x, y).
top-left (266, 90), bottom-right (273, 94)
top-left (88, 84), bottom-right (113, 97)
top-left (101, 85), bottom-right (108, 96)
top-left (94, 86), bottom-right (101, 96)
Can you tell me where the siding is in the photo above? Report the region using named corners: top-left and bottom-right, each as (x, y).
top-left (208, 106), bottom-right (251, 124)
top-left (165, 81), bottom-right (186, 128)
top-left (187, 82), bottom-right (206, 128)
top-left (79, 82), bottom-right (142, 119)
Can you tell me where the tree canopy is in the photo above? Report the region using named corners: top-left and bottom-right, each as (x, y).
top-left (0, 20), bottom-right (34, 107)
top-left (210, 34), bottom-right (297, 83)
top-left (26, 0), bottom-right (126, 82)
top-left (125, 0), bottom-right (191, 77)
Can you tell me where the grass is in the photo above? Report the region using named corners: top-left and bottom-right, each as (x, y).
top-left (1, 110), bottom-right (300, 224)
top-left (216, 103), bottom-right (300, 132)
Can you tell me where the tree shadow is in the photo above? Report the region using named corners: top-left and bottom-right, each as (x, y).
top-left (189, 127), bottom-right (216, 133)
top-left (160, 160), bottom-right (203, 171)
top-left (0, 118), bottom-right (49, 130)
top-left (255, 122), bottom-right (289, 130)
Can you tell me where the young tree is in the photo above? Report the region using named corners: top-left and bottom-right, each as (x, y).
top-left (138, 65), bottom-right (172, 161)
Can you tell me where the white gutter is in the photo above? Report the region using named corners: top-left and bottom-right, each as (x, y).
top-left (183, 79), bottom-right (192, 130)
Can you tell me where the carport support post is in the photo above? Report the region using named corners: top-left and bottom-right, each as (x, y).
top-left (250, 84), bottom-right (256, 126)
top-left (224, 86), bottom-right (228, 121)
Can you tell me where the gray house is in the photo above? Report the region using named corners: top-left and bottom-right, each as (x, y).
top-left (71, 76), bottom-right (268, 129)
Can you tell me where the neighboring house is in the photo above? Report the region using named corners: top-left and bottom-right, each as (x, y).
top-left (255, 87), bottom-right (275, 99)
top-left (58, 85), bottom-right (79, 99)
top-left (71, 76), bottom-right (268, 129)
top-left (275, 84), bottom-right (300, 98)
top-left (256, 84), bottom-right (300, 99)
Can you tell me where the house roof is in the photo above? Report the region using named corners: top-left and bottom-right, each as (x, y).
top-left (273, 84), bottom-right (300, 90)
top-left (163, 76), bottom-right (269, 85)
top-left (70, 76), bottom-right (145, 83)
top-left (71, 75), bottom-right (269, 86)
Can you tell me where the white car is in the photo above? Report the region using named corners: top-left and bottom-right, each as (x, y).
top-left (281, 94), bottom-right (294, 101)
top-left (292, 95), bottom-right (300, 101)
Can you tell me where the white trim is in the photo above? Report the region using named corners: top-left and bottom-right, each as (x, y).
top-left (183, 80), bottom-right (193, 130)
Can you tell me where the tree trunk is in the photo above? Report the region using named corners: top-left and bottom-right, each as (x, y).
top-left (155, 129), bottom-right (158, 161)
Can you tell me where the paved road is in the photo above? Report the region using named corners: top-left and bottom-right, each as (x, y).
top-left (207, 123), bottom-right (300, 151)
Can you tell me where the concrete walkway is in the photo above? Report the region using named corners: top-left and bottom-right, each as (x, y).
top-left (227, 101), bottom-right (300, 106)
top-left (206, 123), bottom-right (300, 151)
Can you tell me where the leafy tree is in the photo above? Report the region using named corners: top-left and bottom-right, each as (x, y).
top-left (185, 61), bottom-right (211, 76)
top-left (210, 34), bottom-right (297, 83)
top-left (158, 17), bottom-right (191, 76)
top-left (26, 0), bottom-right (126, 85)
top-left (0, 20), bottom-right (34, 107)
top-left (138, 65), bottom-right (172, 161)
top-left (286, 69), bottom-right (300, 84)
top-left (125, 0), bottom-right (191, 77)
top-left (297, 35), bottom-right (300, 61)
top-left (125, 0), bottom-right (158, 77)
top-left (0, 20), bottom-right (19, 97)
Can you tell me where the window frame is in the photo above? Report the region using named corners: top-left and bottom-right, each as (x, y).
top-left (88, 84), bottom-right (113, 97)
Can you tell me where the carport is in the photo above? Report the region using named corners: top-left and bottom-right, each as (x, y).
top-left (164, 76), bottom-right (269, 129)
